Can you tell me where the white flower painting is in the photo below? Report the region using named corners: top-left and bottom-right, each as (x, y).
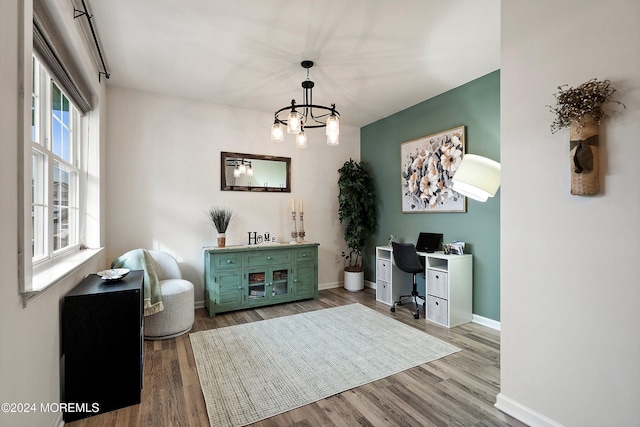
top-left (401, 126), bottom-right (466, 212)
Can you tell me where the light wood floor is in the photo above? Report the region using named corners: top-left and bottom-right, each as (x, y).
top-left (68, 287), bottom-right (526, 427)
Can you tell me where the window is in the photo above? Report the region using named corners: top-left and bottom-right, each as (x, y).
top-left (31, 55), bottom-right (83, 265)
top-left (19, 0), bottom-right (99, 298)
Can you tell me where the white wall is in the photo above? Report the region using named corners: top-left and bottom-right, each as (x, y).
top-left (0, 1), bottom-right (107, 426)
top-left (105, 87), bottom-right (360, 303)
top-left (499, 1), bottom-right (640, 426)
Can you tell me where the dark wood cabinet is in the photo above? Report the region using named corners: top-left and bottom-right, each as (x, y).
top-left (61, 270), bottom-right (144, 422)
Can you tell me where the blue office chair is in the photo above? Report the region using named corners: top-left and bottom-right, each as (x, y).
top-left (390, 242), bottom-right (425, 319)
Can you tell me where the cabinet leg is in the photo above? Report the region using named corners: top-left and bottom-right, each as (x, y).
top-left (206, 304), bottom-right (216, 318)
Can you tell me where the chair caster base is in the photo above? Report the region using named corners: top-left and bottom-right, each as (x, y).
top-left (414, 313), bottom-right (420, 319)
top-left (390, 307), bottom-right (396, 312)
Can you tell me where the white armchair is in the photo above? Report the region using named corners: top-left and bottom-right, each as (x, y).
top-left (144, 250), bottom-right (194, 340)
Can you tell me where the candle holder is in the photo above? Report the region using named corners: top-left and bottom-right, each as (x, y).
top-left (290, 211), bottom-right (298, 244)
top-left (298, 212), bottom-right (306, 243)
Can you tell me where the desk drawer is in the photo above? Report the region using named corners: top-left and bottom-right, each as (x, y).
top-left (377, 259), bottom-right (391, 282)
top-left (427, 269), bottom-right (448, 299)
top-left (246, 250), bottom-right (290, 266)
top-left (427, 295), bottom-right (449, 327)
top-left (376, 279), bottom-right (391, 305)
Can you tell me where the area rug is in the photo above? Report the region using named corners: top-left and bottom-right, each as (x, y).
top-left (190, 303), bottom-right (460, 427)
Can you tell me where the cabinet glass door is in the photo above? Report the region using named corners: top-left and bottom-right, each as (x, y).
top-left (247, 271), bottom-right (267, 300)
top-left (271, 269), bottom-right (289, 297)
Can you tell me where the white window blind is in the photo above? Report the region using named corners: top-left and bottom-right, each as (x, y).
top-left (32, 0), bottom-right (93, 113)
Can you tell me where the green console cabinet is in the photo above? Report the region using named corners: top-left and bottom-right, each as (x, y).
top-left (204, 243), bottom-right (319, 317)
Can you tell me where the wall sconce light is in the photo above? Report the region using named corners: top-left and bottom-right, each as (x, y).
top-left (452, 154), bottom-right (501, 202)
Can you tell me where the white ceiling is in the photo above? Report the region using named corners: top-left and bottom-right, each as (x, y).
top-left (86, 0), bottom-right (500, 128)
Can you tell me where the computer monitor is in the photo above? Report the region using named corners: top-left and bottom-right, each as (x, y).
top-left (415, 232), bottom-right (443, 253)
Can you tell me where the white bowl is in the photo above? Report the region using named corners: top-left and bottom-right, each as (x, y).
top-left (97, 268), bottom-right (130, 281)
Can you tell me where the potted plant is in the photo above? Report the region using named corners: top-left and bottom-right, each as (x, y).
top-left (206, 206), bottom-right (233, 247)
top-left (549, 78), bottom-right (624, 195)
top-left (337, 159), bottom-right (377, 291)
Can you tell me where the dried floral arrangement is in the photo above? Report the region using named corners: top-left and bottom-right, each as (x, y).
top-left (206, 206), bottom-right (233, 234)
top-left (549, 78), bottom-right (625, 133)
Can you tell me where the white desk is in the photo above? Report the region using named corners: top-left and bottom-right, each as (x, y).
top-left (375, 246), bottom-right (473, 328)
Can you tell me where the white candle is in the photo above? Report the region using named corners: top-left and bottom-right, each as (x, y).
top-left (300, 200), bottom-right (303, 213)
top-left (291, 198), bottom-right (295, 212)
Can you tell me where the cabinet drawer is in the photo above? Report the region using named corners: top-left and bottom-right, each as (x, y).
top-left (427, 269), bottom-right (448, 299)
top-left (376, 259), bottom-right (391, 282)
top-left (294, 248), bottom-right (315, 262)
top-left (246, 250), bottom-right (290, 266)
top-left (427, 295), bottom-right (449, 327)
top-left (214, 253), bottom-right (242, 270)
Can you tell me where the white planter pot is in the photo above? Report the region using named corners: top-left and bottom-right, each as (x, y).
top-left (343, 270), bottom-right (364, 292)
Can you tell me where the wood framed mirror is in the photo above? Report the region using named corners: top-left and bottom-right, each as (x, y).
top-left (221, 152), bottom-right (291, 192)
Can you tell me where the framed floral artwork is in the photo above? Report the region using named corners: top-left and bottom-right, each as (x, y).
top-left (401, 126), bottom-right (466, 213)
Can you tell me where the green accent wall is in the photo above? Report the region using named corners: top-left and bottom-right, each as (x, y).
top-left (361, 70), bottom-right (500, 321)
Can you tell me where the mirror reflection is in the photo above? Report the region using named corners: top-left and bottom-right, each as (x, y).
top-left (221, 152), bottom-right (291, 192)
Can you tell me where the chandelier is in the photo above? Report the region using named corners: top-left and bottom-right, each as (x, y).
top-left (271, 60), bottom-right (340, 148)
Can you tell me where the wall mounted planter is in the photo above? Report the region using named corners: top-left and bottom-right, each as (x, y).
top-left (569, 116), bottom-right (600, 195)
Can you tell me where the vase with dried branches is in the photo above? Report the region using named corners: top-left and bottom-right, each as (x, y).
top-left (206, 206), bottom-right (233, 247)
top-left (549, 79), bottom-right (624, 195)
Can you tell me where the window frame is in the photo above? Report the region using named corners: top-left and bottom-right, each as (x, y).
top-left (31, 55), bottom-right (84, 268)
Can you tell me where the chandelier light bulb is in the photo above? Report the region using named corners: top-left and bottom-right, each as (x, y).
top-left (295, 130), bottom-right (307, 148)
top-left (247, 166), bottom-right (254, 176)
top-left (271, 121), bottom-right (284, 142)
top-left (326, 132), bottom-right (339, 146)
top-left (287, 110), bottom-right (301, 134)
top-left (238, 163), bottom-right (246, 174)
top-left (326, 113), bottom-right (340, 136)
top-left (233, 167), bottom-right (240, 178)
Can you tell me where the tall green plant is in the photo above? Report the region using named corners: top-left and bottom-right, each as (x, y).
top-left (338, 159), bottom-right (377, 272)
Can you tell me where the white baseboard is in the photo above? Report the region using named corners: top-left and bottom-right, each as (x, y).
top-left (318, 281), bottom-right (341, 290)
top-left (319, 280), bottom-right (376, 291)
top-left (195, 300), bottom-right (205, 309)
top-left (495, 393), bottom-right (564, 427)
top-left (472, 314), bottom-right (501, 331)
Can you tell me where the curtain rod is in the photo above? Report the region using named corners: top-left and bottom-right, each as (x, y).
top-left (74, 0), bottom-right (110, 82)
